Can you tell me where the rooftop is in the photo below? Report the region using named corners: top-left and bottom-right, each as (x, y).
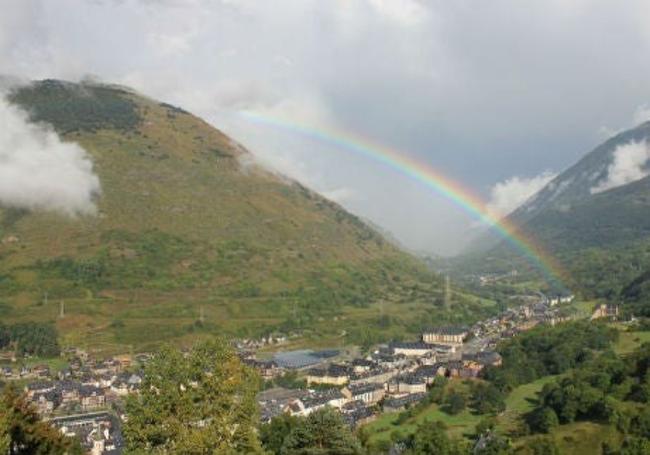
top-left (423, 326), bottom-right (469, 335)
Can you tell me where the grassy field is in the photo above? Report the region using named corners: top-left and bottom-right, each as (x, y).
top-left (496, 374), bottom-right (559, 435)
top-left (613, 330), bottom-right (650, 355)
top-left (363, 380), bottom-right (484, 446)
top-left (504, 375), bottom-right (557, 414)
top-left (363, 404), bottom-right (483, 445)
top-left (514, 422), bottom-right (623, 454)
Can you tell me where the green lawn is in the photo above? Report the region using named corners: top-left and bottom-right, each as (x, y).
top-left (504, 375), bottom-right (558, 414)
top-left (494, 374), bottom-right (559, 434)
top-left (514, 422), bottom-right (623, 455)
top-left (614, 330), bottom-right (650, 355)
top-left (363, 400), bottom-right (483, 445)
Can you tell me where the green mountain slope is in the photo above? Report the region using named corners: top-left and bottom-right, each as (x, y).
top-left (0, 80), bottom-right (485, 353)
top-left (463, 121), bottom-right (650, 305)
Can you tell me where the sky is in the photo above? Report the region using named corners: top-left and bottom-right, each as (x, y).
top-left (2, 0), bottom-right (650, 255)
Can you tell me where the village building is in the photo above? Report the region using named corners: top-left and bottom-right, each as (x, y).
top-left (306, 364), bottom-right (351, 386)
top-left (591, 303), bottom-right (620, 321)
top-left (32, 390), bottom-right (61, 415)
top-left (371, 351), bottom-right (411, 370)
top-left (383, 392), bottom-right (428, 412)
top-left (287, 389), bottom-right (347, 416)
top-left (257, 387), bottom-right (310, 423)
top-left (80, 386), bottom-right (106, 411)
top-left (112, 354), bottom-right (133, 370)
top-left (342, 382), bottom-right (385, 405)
top-left (244, 358), bottom-right (283, 379)
top-left (31, 364), bottom-right (50, 378)
top-left (422, 326), bottom-right (469, 345)
top-left (414, 364), bottom-right (446, 384)
top-left (350, 367), bottom-right (400, 386)
top-left (389, 341), bottom-right (435, 357)
top-left (25, 381), bottom-right (55, 398)
top-left (388, 374), bottom-right (427, 395)
top-left (548, 293), bottom-right (575, 306)
top-left (52, 412), bottom-right (124, 455)
top-left (341, 400), bottom-right (377, 427)
top-left (351, 358), bottom-right (376, 374)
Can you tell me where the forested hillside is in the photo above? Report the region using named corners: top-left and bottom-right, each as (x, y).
top-left (460, 121), bottom-right (650, 311)
top-left (0, 80), bottom-right (488, 353)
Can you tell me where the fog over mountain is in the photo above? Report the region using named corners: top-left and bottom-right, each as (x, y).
top-left (2, 0), bottom-right (650, 254)
top-left (0, 93), bottom-right (100, 216)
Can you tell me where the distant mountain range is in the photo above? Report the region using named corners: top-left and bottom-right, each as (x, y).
top-left (465, 120), bottom-right (650, 311)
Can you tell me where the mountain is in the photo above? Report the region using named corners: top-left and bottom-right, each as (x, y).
top-left (0, 79), bottom-right (485, 353)
top-left (511, 121), bottom-right (650, 225)
top-left (465, 121), bottom-right (650, 304)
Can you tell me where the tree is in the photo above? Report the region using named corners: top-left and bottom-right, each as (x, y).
top-left (0, 323), bottom-right (10, 349)
top-left (1, 322), bottom-right (60, 358)
top-left (527, 407), bottom-right (559, 434)
top-left (261, 413), bottom-right (300, 454)
top-left (621, 437), bottom-right (650, 455)
top-left (281, 407), bottom-right (362, 455)
top-left (444, 392), bottom-right (466, 415)
top-left (428, 376), bottom-right (447, 404)
top-left (124, 339), bottom-right (263, 454)
top-left (523, 436), bottom-right (560, 455)
top-left (471, 383), bottom-right (506, 415)
top-left (0, 385), bottom-right (80, 454)
top-left (406, 421), bottom-right (460, 455)
top-left (474, 432), bottom-right (512, 455)
top-left (475, 417), bottom-right (497, 437)
top-left (0, 409), bottom-right (9, 455)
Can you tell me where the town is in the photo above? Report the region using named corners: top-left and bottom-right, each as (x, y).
top-left (0, 290), bottom-right (595, 454)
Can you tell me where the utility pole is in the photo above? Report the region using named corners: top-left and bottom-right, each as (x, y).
top-left (444, 275), bottom-right (451, 310)
top-left (59, 300), bottom-right (65, 319)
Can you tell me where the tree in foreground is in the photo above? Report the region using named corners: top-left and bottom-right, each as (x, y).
top-left (522, 436), bottom-right (559, 455)
top-left (405, 420), bottom-right (467, 455)
top-left (280, 407), bottom-right (362, 455)
top-left (260, 413), bottom-right (300, 454)
top-left (444, 392), bottom-right (466, 415)
top-left (527, 407), bottom-right (559, 434)
top-left (0, 385), bottom-right (80, 454)
top-left (620, 436), bottom-right (650, 455)
top-left (124, 338), bottom-right (263, 454)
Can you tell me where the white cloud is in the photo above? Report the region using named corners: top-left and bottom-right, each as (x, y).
top-left (366, 0), bottom-right (428, 26)
top-left (487, 171), bottom-right (556, 218)
top-left (591, 140), bottom-right (650, 194)
top-left (634, 104), bottom-right (650, 125)
top-left (0, 95), bottom-right (100, 216)
top-left (321, 187), bottom-right (356, 204)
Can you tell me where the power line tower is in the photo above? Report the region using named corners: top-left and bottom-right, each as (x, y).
top-left (444, 275), bottom-right (451, 310)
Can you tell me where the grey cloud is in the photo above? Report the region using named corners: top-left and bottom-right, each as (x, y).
top-left (1, 0), bottom-right (650, 254)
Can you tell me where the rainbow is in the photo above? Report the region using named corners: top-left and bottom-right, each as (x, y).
top-left (239, 111), bottom-right (567, 287)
